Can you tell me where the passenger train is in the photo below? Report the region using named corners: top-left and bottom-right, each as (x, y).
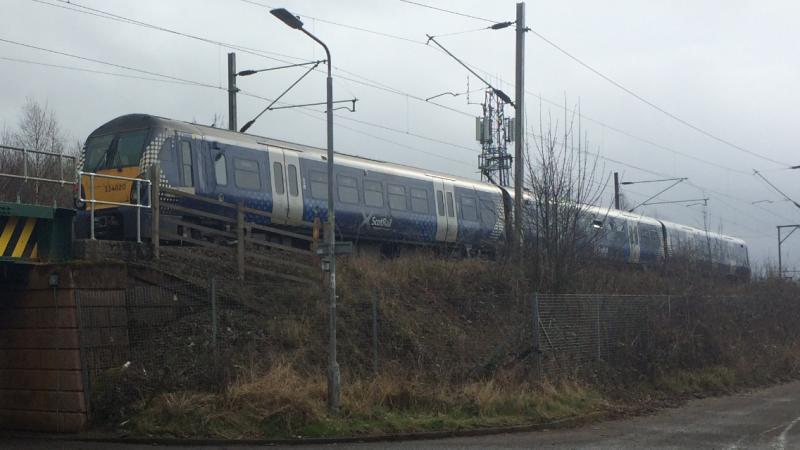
top-left (74, 114), bottom-right (750, 279)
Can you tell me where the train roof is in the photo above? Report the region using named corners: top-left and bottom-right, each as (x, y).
top-left (92, 114), bottom-right (496, 193)
top-left (89, 114), bottom-right (748, 248)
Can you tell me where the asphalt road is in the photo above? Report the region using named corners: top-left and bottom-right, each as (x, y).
top-left (3, 380), bottom-right (800, 450)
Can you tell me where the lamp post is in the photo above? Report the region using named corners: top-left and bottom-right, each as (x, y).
top-left (271, 7), bottom-right (340, 413)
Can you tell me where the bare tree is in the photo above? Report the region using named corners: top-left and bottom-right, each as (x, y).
top-left (523, 100), bottom-right (607, 292)
top-left (0, 98), bottom-right (79, 205)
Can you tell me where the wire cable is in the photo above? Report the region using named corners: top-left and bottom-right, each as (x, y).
top-left (396, 0), bottom-right (789, 167)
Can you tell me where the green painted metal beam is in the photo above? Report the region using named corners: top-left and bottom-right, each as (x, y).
top-left (0, 202), bottom-right (74, 265)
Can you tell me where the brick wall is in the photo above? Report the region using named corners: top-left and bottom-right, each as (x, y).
top-left (0, 267), bottom-right (87, 432)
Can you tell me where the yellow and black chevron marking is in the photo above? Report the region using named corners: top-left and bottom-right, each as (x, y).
top-left (0, 216), bottom-right (40, 260)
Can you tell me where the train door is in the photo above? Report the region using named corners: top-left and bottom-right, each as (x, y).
top-left (267, 148), bottom-right (304, 225)
top-left (433, 179), bottom-right (458, 243)
top-left (283, 152), bottom-right (304, 224)
top-left (629, 219), bottom-right (641, 263)
top-left (177, 137), bottom-right (196, 194)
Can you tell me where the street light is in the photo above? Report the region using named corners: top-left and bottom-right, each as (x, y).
top-left (270, 7), bottom-right (340, 414)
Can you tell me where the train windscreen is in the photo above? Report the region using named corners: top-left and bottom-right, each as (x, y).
top-left (84, 129), bottom-right (149, 171)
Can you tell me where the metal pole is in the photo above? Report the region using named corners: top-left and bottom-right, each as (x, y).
top-left (513, 2), bottom-right (526, 258)
top-left (294, 20), bottom-right (339, 415)
top-left (531, 292), bottom-right (542, 380)
top-left (372, 290), bottom-right (379, 375)
top-left (614, 172), bottom-right (620, 210)
top-left (135, 179), bottom-right (141, 243)
top-left (237, 201), bottom-right (245, 279)
top-left (596, 298), bottom-right (601, 360)
top-left (89, 173), bottom-right (95, 240)
top-left (778, 226), bottom-right (782, 279)
top-left (325, 56), bottom-right (341, 416)
top-left (150, 163), bottom-right (160, 259)
top-left (228, 52), bottom-right (238, 131)
top-left (210, 276), bottom-right (217, 360)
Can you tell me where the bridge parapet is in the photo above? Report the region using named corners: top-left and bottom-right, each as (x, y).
top-left (0, 202), bottom-right (73, 264)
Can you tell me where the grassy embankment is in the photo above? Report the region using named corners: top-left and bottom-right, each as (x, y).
top-left (91, 253), bottom-right (800, 439)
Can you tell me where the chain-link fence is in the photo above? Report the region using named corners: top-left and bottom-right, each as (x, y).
top-left (75, 279), bottom-right (776, 422)
top-left (338, 290), bottom-right (683, 381)
top-left (75, 276), bottom-right (326, 421)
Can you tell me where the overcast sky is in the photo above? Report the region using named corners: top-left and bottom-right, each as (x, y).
top-left (2, 0), bottom-right (799, 272)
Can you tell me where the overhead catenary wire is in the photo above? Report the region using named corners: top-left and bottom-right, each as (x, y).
top-left (0, 36), bottom-right (477, 172)
top-left (397, 0), bottom-right (789, 168)
top-left (36, 0), bottom-right (753, 180)
top-left (753, 170), bottom-right (800, 210)
top-left (31, 0), bottom-right (476, 120)
top-left (0, 50), bottom-right (481, 159)
top-left (529, 131), bottom-right (796, 230)
top-left (20, 0), bottom-right (792, 233)
top-left (234, 0), bottom-right (760, 178)
top-left (0, 56), bottom-right (200, 86)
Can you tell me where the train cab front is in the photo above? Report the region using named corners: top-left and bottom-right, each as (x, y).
top-left (75, 115), bottom-right (156, 240)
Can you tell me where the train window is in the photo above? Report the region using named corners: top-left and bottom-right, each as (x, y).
top-left (410, 188), bottom-right (429, 213)
top-left (180, 141), bottom-right (193, 187)
top-left (214, 153), bottom-right (227, 186)
top-left (287, 164), bottom-right (299, 197)
top-left (436, 191), bottom-right (445, 216)
top-left (159, 139), bottom-right (173, 162)
top-left (310, 170), bottom-right (327, 200)
top-left (234, 158), bottom-right (261, 190)
top-left (364, 180), bottom-right (384, 207)
top-left (446, 192), bottom-right (455, 217)
top-left (460, 196), bottom-right (478, 221)
top-left (388, 184), bottom-right (407, 210)
top-left (273, 162), bottom-right (285, 195)
top-left (338, 175), bottom-right (359, 204)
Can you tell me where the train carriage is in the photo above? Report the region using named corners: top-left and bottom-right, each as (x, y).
top-left (74, 113), bottom-right (751, 279)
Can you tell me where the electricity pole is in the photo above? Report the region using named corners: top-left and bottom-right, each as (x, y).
top-left (614, 172), bottom-right (620, 209)
top-left (513, 2), bottom-right (525, 257)
top-left (227, 52), bottom-right (238, 131)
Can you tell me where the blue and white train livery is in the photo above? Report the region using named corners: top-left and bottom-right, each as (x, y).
top-left (75, 114), bottom-right (750, 278)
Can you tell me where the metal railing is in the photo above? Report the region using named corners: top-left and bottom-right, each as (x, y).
top-left (78, 170), bottom-right (152, 242)
top-left (0, 145), bottom-right (78, 204)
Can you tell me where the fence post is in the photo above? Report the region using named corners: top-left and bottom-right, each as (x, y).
top-left (210, 276), bottom-right (218, 361)
top-left (596, 297), bottom-right (602, 361)
top-left (236, 201), bottom-right (245, 280)
top-left (372, 289), bottom-right (379, 375)
top-left (530, 292), bottom-right (542, 381)
top-left (149, 163), bottom-right (160, 260)
top-left (89, 173), bottom-right (96, 240)
top-left (135, 179), bottom-right (142, 244)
